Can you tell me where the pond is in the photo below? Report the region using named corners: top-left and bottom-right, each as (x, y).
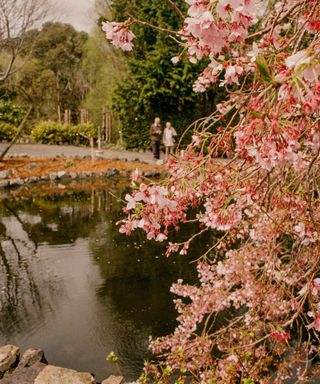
top-left (0, 183), bottom-right (209, 382)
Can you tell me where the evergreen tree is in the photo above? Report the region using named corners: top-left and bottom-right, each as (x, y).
top-left (108, 0), bottom-right (220, 149)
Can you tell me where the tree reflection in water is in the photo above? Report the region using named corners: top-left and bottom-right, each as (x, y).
top-left (0, 187), bottom-right (211, 381)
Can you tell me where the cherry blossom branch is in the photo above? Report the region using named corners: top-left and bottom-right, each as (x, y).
top-left (107, 0), bottom-right (320, 381)
top-left (127, 15), bottom-right (188, 37)
top-left (247, 1), bottom-right (305, 40)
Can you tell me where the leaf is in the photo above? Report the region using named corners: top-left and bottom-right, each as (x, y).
top-left (106, 351), bottom-right (119, 362)
top-left (256, 55), bottom-right (273, 84)
top-left (242, 379), bottom-right (255, 384)
top-left (250, 110), bottom-right (261, 119)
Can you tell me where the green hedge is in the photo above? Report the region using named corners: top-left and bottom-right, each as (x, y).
top-left (31, 121), bottom-right (97, 145)
top-left (0, 122), bottom-right (17, 141)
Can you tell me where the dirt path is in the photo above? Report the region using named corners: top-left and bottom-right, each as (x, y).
top-left (0, 143), bottom-right (155, 163)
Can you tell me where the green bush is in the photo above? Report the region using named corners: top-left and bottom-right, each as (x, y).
top-left (0, 100), bottom-right (25, 126)
top-left (31, 121), bottom-right (97, 146)
top-left (69, 123), bottom-right (97, 145)
top-left (0, 122), bottom-right (17, 141)
top-left (31, 121), bottom-right (68, 144)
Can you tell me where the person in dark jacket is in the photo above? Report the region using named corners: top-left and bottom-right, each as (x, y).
top-left (150, 117), bottom-right (162, 160)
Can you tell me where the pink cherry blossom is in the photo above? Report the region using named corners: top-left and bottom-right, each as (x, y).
top-left (107, 1), bottom-right (320, 382)
top-left (131, 168), bottom-right (141, 181)
top-left (102, 21), bottom-right (135, 51)
top-left (308, 305), bottom-right (320, 332)
top-left (285, 49), bottom-right (311, 71)
top-left (171, 55), bottom-right (181, 64)
top-left (221, 64), bottom-right (244, 85)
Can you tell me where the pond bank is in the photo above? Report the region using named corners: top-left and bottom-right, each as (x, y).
top-left (0, 344), bottom-right (124, 384)
top-left (0, 157), bottom-right (165, 190)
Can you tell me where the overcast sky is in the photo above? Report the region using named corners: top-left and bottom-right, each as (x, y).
top-left (58, 0), bottom-right (96, 32)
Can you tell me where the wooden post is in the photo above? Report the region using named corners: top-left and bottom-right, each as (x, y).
top-left (108, 113), bottom-right (112, 144)
top-left (97, 125), bottom-right (101, 150)
top-left (101, 108), bottom-right (106, 143)
top-left (90, 136), bottom-right (94, 162)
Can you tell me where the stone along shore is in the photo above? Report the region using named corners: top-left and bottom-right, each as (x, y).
top-left (0, 345), bottom-right (125, 384)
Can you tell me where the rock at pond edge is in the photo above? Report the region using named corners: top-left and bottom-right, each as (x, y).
top-left (101, 375), bottom-right (125, 384)
top-left (0, 345), bottom-right (20, 375)
top-left (34, 365), bottom-right (95, 384)
top-left (18, 348), bottom-right (47, 368)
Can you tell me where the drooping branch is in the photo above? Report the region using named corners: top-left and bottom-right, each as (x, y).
top-left (105, 0), bottom-right (320, 381)
top-left (247, 0), bottom-right (305, 40)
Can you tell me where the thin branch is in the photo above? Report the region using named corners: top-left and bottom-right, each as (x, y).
top-left (247, 1), bottom-right (304, 40)
top-left (128, 15), bottom-right (188, 37)
top-left (165, 0), bottom-right (185, 20)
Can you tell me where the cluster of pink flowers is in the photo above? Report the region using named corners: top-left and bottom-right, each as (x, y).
top-left (102, 21), bottom-right (135, 51)
top-left (106, 0), bottom-right (320, 382)
top-left (119, 183), bottom-right (187, 242)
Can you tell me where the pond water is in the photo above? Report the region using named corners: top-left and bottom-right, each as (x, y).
top-left (0, 184), bottom-right (208, 382)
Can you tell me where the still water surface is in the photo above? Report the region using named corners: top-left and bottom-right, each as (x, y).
top-left (0, 186), bottom-right (203, 382)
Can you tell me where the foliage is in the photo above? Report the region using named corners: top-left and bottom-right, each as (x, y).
top-left (107, 0), bottom-right (320, 383)
top-left (0, 100), bottom-right (25, 126)
top-left (7, 22), bottom-right (89, 124)
top-left (31, 121), bottom-right (67, 144)
top-left (81, 28), bottom-right (126, 143)
top-left (70, 123), bottom-right (98, 145)
top-left (0, 122), bottom-right (17, 141)
top-left (2, 19), bottom-right (125, 145)
top-left (0, 100), bottom-right (24, 141)
top-left (10, 58), bottom-right (57, 123)
top-left (31, 121), bottom-right (97, 145)
top-left (107, 0), bottom-right (219, 149)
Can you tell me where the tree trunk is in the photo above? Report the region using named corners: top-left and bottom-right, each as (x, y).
top-left (64, 109), bottom-right (71, 124)
top-left (56, 76), bottom-right (61, 123)
top-left (104, 112), bottom-right (112, 144)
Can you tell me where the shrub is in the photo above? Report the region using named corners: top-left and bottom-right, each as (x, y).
top-left (69, 123), bottom-right (97, 146)
top-left (0, 122), bottom-right (17, 141)
top-left (31, 121), bottom-right (69, 144)
top-left (0, 100), bottom-right (25, 126)
top-left (31, 121), bottom-right (97, 146)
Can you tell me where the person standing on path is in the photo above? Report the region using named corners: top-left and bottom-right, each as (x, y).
top-left (163, 122), bottom-right (177, 160)
top-left (150, 117), bottom-right (162, 160)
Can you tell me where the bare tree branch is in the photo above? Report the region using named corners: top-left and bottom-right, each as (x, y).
top-left (0, 0), bottom-right (50, 82)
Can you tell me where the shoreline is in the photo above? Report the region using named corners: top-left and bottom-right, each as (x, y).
top-left (0, 157), bottom-right (165, 192)
top-left (0, 344), bottom-right (125, 384)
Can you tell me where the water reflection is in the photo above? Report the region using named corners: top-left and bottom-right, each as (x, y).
top-left (0, 187), bottom-right (207, 382)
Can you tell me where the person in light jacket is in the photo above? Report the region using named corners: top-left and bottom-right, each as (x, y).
top-left (163, 122), bottom-right (177, 160)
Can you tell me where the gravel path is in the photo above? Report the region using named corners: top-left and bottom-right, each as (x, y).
top-left (0, 143), bottom-right (155, 163)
